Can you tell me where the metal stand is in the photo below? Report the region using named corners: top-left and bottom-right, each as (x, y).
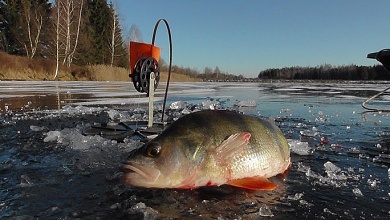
top-left (148, 72), bottom-right (155, 127)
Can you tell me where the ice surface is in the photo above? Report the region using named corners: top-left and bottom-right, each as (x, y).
top-left (2, 81), bottom-right (390, 219)
top-left (234, 100), bottom-right (256, 107)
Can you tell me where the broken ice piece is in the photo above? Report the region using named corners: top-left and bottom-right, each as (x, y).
top-left (352, 188), bottom-right (363, 197)
top-left (324, 161), bottom-right (341, 173)
top-left (234, 100), bottom-right (256, 107)
top-left (288, 139), bottom-right (313, 155)
top-left (30, 125), bottom-right (46, 131)
top-left (169, 101), bottom-right (187, 110)
top-left (20, 174), bottom-right (33, 186)
top-left (258, 205), bottom-right (274, 217)
top-left (128, 202), bottom-right (160, 219)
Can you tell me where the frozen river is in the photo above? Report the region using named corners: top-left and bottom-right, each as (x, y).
top-left (0, 81), bottom-right (389, 219)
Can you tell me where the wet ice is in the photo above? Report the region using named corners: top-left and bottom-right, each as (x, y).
top-left (1, 81), bottom-right (390, 219)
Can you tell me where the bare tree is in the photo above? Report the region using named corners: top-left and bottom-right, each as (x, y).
top-left (19, 0), bottom-right (44, 58)
top-left (55, 0), bottom-right (83, 68)
top-left (60, 0), bottom-right (83, 67)
top-left (108, 2), bottom-right (123, 66)
top-left (53, 0), bottom-right (83, 79)
top-left (54, 0), bottom-right (60, 79)
top-left (129, 24), bottom-right (143, 42)
top-left (67, 0), bottom-right (83, 66)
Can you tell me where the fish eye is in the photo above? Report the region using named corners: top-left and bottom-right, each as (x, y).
top-left (145, 143), bottom-right (161, 157)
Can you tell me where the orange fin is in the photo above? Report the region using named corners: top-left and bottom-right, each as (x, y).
top-left (227, 176), bottom-right (277, 190)
top-left (215, 132), bottom-right (251, 163)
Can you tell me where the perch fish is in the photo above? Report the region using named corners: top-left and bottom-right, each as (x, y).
top-left (122, 110), bottom-right (291, 190)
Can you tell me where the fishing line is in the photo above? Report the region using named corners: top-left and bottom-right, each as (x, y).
top-left (151, 19), bottom-right (173, 123)
top-left (361, 85), bottom-right (390, 112)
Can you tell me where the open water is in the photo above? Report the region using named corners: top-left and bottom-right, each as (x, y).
top-left (0, 81), bottom-right (389, 219)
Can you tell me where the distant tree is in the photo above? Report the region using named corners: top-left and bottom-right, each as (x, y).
top-left (214, 66), bottom-right (221, 79)
top-left (108, 1), bottom-right (127, 67)
top-left (0, 0), bottom-right (22, 54)
top-left (0, 0), bottom-right (51, 57)
top-left (87, 0), bottom-right (112, 65)
top-left (129, 24), bottom-right (143, 42)
top-left (52, 0), bottom-right (83, 79)
top-left (19, 0), bottom-right (49, 58)
top-left (258, 64), bottom-right (390, 81)
top-left (203, 67), bottom-right (212, 75)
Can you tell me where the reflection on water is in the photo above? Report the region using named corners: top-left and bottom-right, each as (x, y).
top-left (0, 81), bottom-right (389, 219)
top-left (0, 93), bottom-right (96, 112)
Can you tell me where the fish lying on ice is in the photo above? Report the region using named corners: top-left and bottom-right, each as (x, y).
top-left (122, 110), bottom-right (291, 190)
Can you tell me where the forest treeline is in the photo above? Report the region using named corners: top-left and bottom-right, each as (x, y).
top-left (0, 0), bottom-right (233, 81)
top-left (159, 61), bottom-right (246, 81)
top-left (1, 1), bottom-right (388, 81)
top-left (258, 64), bottom-right (390, 80)
top-left (0, 0), bottom-right (128, 75)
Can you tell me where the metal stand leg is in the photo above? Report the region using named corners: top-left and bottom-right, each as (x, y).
top-left (148, 72), bottom-right (155, 128)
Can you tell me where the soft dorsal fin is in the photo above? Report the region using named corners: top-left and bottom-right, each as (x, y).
top-left (227, 176), bottom-right (277, 190)
top-left (214, 132), bottom-right (251, 163)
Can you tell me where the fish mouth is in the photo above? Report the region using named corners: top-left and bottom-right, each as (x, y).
top-left (122, 161), bottom-right (161, 186)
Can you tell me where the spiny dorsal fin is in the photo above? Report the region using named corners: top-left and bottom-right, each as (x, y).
top-left (214, 132), bottom-right (251, 163)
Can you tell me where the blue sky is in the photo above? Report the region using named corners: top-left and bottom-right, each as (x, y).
top-left (116, 0), bottom-right (390, 77)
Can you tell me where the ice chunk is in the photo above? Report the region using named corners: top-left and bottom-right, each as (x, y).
top-left (388, 168), bottom-right (390, 179)
top-left (258, 205), bottom-right (274, 217)
top-left (43, 130), bottom-right (62, 142)
top-left (107, 109), bottom-right (132, 121)
top-left (128, 202), bottom-right (160, 219)
top-left (367, 179), bottom-right (379, 188)
top-left (30, 125), bottom-right (46, 131)
top-left (352, 188), bottom-right (363, 197)
top-left (324, 161), bottom-right (347, 181)
top-left (107, 109), bottom-right (121, 120)
top-left (44, 127), bottom-right (109, 150)
top-left (169, 101), bottom-right (188, 110)
top-left (20, 174), bottom-right (33, 186)
top-left (300, 130), bottom-right (314, 137)
top-left (315, 111), bottom-right (327, 122)
top-left (288, 139), bottom-right (313, 155)
top-left (299, 200), bottom-right (313, 207)
top-left (297, 162), bottom-right (310, 173)
top-left (287, 193), bottom-right (304, 201)
top-left (201, 100), bottom-right (216, 110)
top-left (235, 100), bottom-right (256, 107)
top-left (324, 161), bottom-right (341, 173)
top-left (323, 208), bottom-right (336, 215)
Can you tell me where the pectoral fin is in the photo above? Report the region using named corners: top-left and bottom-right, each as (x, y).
top-left (214, 132), bottom-right (251, 163)
top-left (227, 176), bottom-right (277, 190)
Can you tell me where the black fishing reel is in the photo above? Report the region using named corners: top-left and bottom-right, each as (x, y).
top-left (129, 57), bottom-right (160, 94)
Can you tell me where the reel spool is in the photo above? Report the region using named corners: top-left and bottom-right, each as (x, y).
top-left (128, 19), bottom-right (172, 123)
top-left (130, 57), bottom-right (160, 94)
